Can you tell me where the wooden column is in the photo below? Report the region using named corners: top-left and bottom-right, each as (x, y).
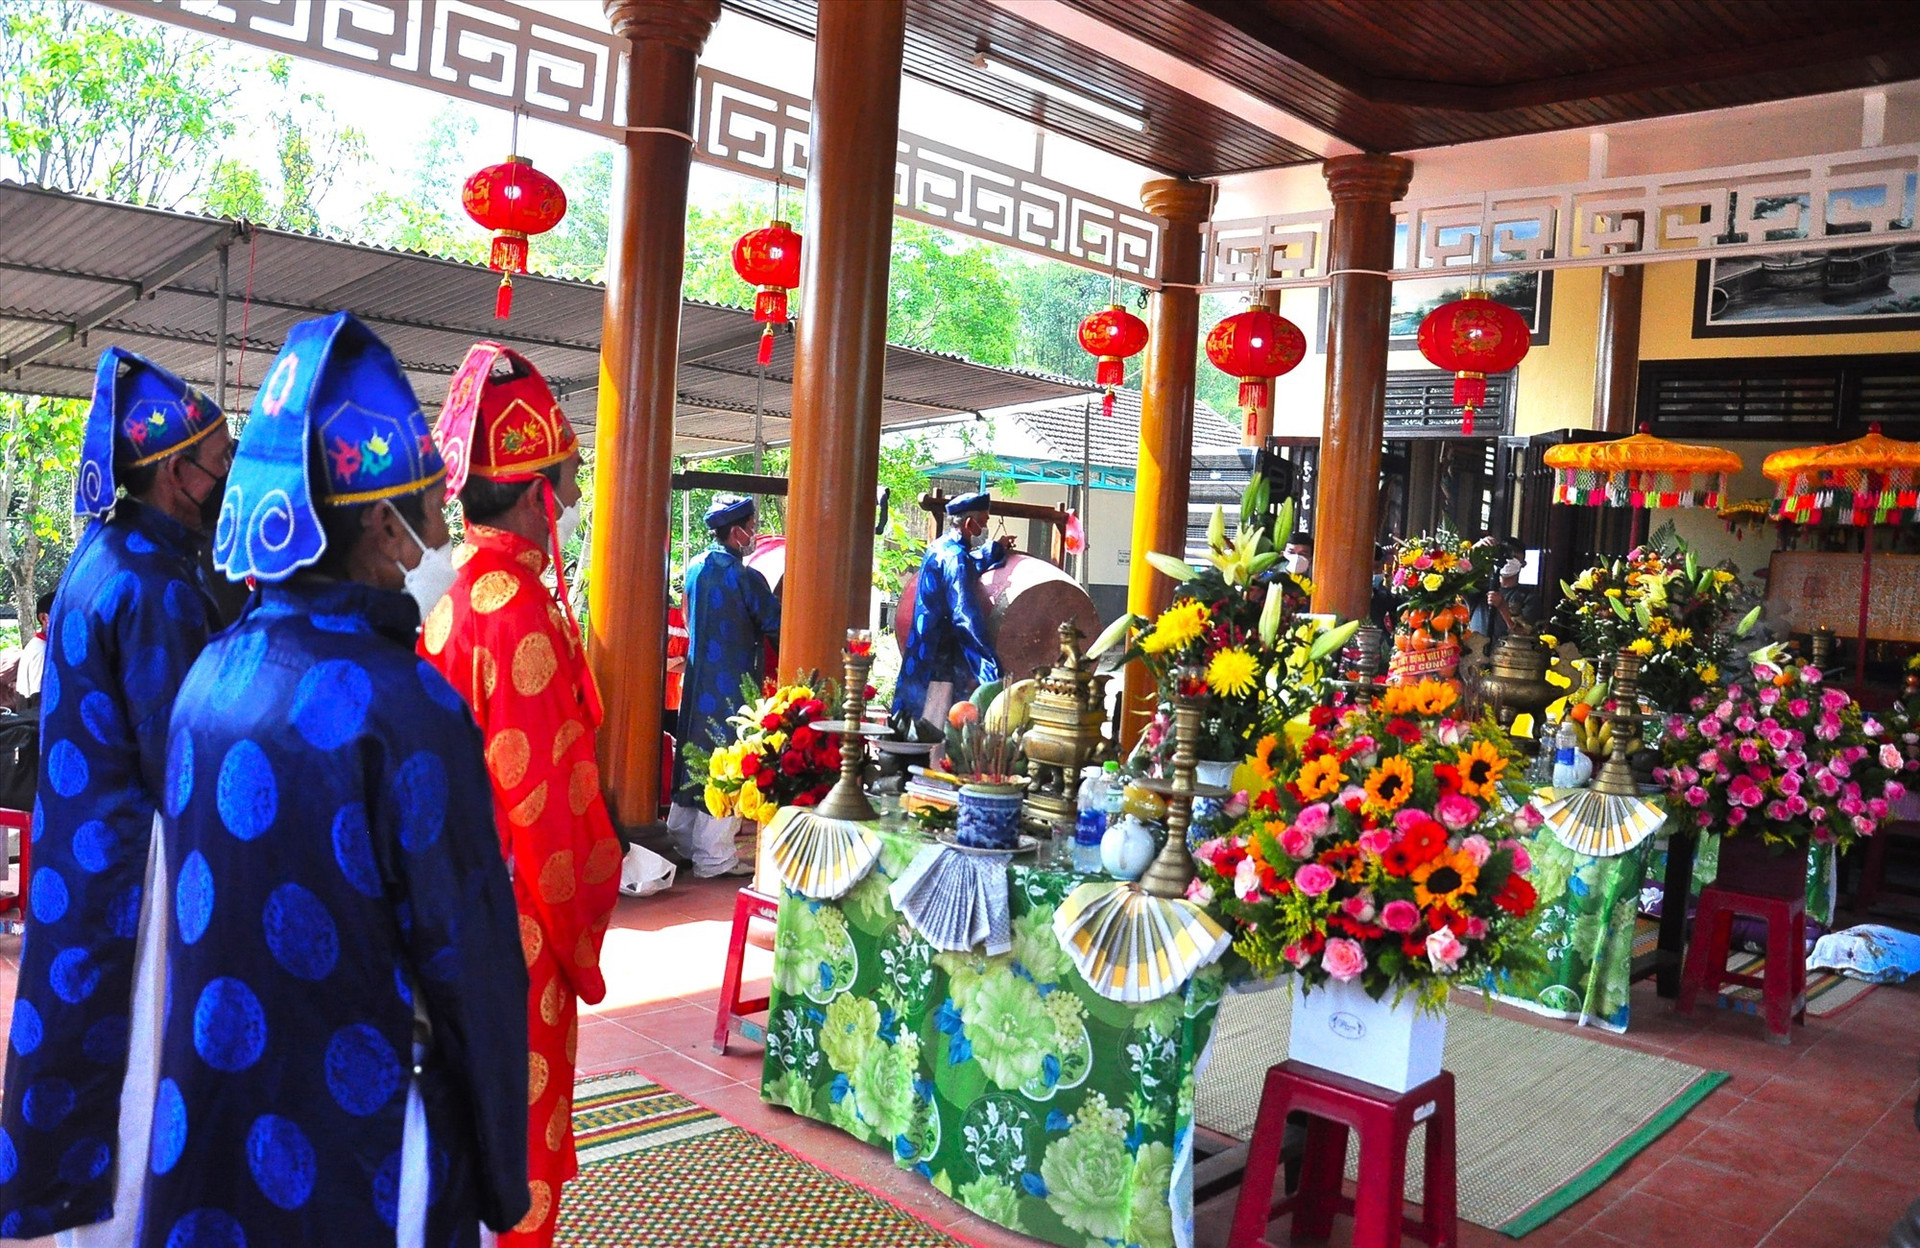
top-left (1243, 288), bottom-right (1284, 445)
top-left (591, 0), bottom-right (719, 830)
top-left (1120, 177), bottom-right (1212, 752)
top-left (1593, 261), bottom-right (1644, 434)
top-left (1312, 153), bottom-right (1412, 623)
top-left (779, 0), bottom-right (906, 680)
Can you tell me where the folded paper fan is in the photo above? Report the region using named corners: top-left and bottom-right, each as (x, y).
top-left (1533, 786), bottom-right (1666, 858)
top-left (766, 805), bottom-right (881, 900)
top-left (1051, 881), bottom-right (1231, 1004)
top-left (888, 844), bottom-right (1012, 955)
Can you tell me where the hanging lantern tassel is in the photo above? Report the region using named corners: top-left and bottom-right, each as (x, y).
top-left (754, 285), bottom-right (788, 366)
top-left (1454, 371), bottom-right (1486, 436)
top-left (490, 232), bottom-right (529, 320)
top-left (1097, 356), bottom-right (1126, 417)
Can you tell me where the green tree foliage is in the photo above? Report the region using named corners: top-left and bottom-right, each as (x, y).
top-left (887, 220), bottom-right (1017, 364)
top-left (201, 60), bottom-right (367, 234)
top-left (0, 0), bottom-right (240, 205)
top-left (362, 107), bottom-right (488, 261)
top-left (1001, 258), bottom-right (1145, 382)
top-left (539, 150), bottom-right (615, 282)
top-left (0, 395), bottom-right (85, 628)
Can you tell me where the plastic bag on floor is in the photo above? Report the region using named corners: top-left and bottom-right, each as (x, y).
top-left (619, 843), bottom-right (677, 897)
top-left (1808, 923), bottom-right (1920, 984)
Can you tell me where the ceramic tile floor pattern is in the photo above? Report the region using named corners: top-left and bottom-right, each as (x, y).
top-left (0, 874), bottom-right (1915, 1247)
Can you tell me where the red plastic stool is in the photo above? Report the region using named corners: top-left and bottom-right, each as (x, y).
top-left (712, 886), bottom-right (779, 1055)
top-left (1228, 1060), bottom-right (1457, 1248)
top-left (0, 807), bottom-right (32, 932)
top-left (1676, 884), bottom-right (1806, 1043)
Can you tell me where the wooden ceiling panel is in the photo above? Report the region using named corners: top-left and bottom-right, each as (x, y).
top-left (718, 0), bottom-right (1322, 178)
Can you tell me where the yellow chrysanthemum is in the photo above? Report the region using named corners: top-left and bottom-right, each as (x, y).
top-left (1412, 849), bottom-right (1480, 909)
top-left (1363, 756), bottom-right (1415, 812)
top-left (1206, 647), bottom-right (1259, 698)
top-left (1296, 753), bottom-right (1347, 801)
top-left (1662, 627), bottom-right (1693, 649)
top-left (1455, 740), bottom-right (1507, 798)
top-left (1142, 600), bottom-right (1211, 655)
top-left (1432, 551), bottom-right (1459, 572)
top-left (1696, 663), bottom-right (1719, 683)
top-left (1629, 637), bottom-right (1655, 656)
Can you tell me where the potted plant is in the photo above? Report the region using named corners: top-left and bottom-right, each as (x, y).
top-left (1190, 681), bottom-right (1542, 1091)
top-left (1656, 646), bottom-right (1914, 894)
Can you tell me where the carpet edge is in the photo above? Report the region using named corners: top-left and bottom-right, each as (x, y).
top-left (1495, 1069), bottom-right (1731, 1239)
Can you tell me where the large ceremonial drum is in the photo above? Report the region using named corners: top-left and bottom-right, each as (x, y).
top-left (743, 533), bottom-right (786, 591)
top-left (893, 552), bottom-right (1100, 684)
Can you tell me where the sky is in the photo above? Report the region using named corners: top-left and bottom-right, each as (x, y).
top-left (201, 2), bottom-right (1161, 247)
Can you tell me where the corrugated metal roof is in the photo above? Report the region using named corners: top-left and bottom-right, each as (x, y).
top-left (1002, 389), bottom-right (1243, 468)
top-left (0, 182), bottom-right (1088, 454)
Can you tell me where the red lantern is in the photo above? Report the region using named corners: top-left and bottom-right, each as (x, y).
top-left (1204, 306), bottom-right (1306, 439)
top-left (1076, 304), bottom-right (1149, 417)
top-left (1415, 290), bottom-right (1531, 436)
top-left (732, 220), bottom-right (802, 366)
top-left (461, 156), bottom-right (567, 319)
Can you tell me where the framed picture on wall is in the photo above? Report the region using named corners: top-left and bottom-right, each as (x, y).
top-left (1315, 220), bottom-right (1554, 351)
top-left (1692, 178), bottom-right (1920, 337)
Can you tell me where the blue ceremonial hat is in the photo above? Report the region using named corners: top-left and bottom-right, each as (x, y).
top-left (705, 495), bottom-right (755, 531)
top-left (944, 491), bottom-right (991, 516)
top-left (75, 347), bottom-right (225, 519)
top-left (214, 311), bottom-right (445, 584)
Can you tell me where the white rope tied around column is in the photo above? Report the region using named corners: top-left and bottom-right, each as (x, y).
top-left (619, 125), bottom-right (697, 142)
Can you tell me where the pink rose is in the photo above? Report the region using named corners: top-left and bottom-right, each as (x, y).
top-left (1787, 698), bottom-right (1810, 718)
top-left (1737, 741), bottom-right (1761, 765)
top-left (1735, 715), bottom-right (1758, 733)
top-left (1223, 791), bottom-right (1250, 819)
top-left (1234, 856), bottom-right (1263, 901)
top-left (1821, 688), bottom-right (1848, 712)
top-left (1814, 770), bottom-right (1841, 797)
top-left (1867, 798), bottom-right (1888, 820)
top-left (1321, 937), bottom-right (1367, 982)
top-left (1765, 800), bottom-right (1790, 821)
top-left (1811, 806), bottom-right (1827, 824)
top-left (1294, 803), bottom-right (1332, 838)
top-left (1282, 943), bottom-right (1312, 968)
top-left (1512, 803), bottom-right (1544, 832)
top-left (1882, 744), bottom-right (1905, 770)
top-left (1294, 863), bottom-right (1338, 897)
top-left (1393, 807), bottom-right (1430, 834)
top-left (1185, 878), bottom-right (1216, 905)
top-left (1728, 775), bottom-right (1764, 808)
top-left (1758, 687), bottom-right (1780, 707)
top-left (1358, 827), bottom-right (1393, 855)
top-left (1816, 713), bottom-right (1842, 742)
top-left (1777, 771), bottom-right (1802, 797)
top-left (1435, 794), bottom-right (1480, 831)
top-left (1787, 794), bottom-right (1808, 815)
top-left (1699, 749), bottom-right (1721, 772)
top-left (1863, 717), bottom-right (1883, 736)
top-left (1699, 718), bottom-right (1724, 739)
top-left (1279, 827), bottom-right (1313, 859)
top-left (1459, 834), bottom-right (1492, 866)
top-left (1854, 814), bottom-right (1875, 835)
top-left (1381, 899), bottom-right (1421, 933)
top-left (1426, 928), bottom-right (1467, 973)
top-left (1803, 666), bottom-right (1824, 685)
top-left (1341, 892), bottom-right (1377, 923)
top-left (1436, 718), bottom-right (1469, 746)
top-left (1727, 807), bottom-right (1748, 825)
top-left (1888, 780), bottom-right (1908, 802)
top-left (1503, 840), bottom-right (1534, 872)
top-left (1684, 785), bottom-right (1708, 808)
top-left (1464, 916), bottom-right (1489, 940)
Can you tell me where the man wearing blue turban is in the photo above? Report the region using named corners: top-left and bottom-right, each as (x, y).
top-left (0, 348), bottom-right (232, 1245)
top-left (138, 313), bottom-right (529, 1247)
top-left (668, 495), bottom-right (779, 877)
top-left (891, 491), bottom-right (1010, 727)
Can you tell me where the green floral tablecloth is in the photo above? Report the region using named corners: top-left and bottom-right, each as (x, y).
top-left (761, 828), bottom-right (1225, 1248)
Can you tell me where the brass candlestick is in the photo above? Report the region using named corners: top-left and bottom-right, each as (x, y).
top-left (1591, 647), bottom-right (1644, 798)
top-left (814, 643), bottom-right (879, 823)
top-left (1140, 671), bottom-right (1203, 899)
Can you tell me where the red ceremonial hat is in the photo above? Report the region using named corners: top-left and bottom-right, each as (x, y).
top-left (436, 341), bottom-right (578, 499)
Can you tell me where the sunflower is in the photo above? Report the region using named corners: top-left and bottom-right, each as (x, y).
top-left (1249, 734), bottom-right (1280, 782)
top-left (1455, 740), bottom-right (1507, 798)
top-left (1412, 849), bottom-right (1480, 909)
top-left (1375, 686), bottom-right (1420, 717)
top-left (1411, 680), bottom-right (1458, 717)
top-left (1296, 753), bottom-right (1347, 801)
top-left (1206, 646), bottom-right (1260, 698)
top-left (1363, 756), bottom-right (1416, 812)
top-left (1142, 600), bottom-right (1211, 655)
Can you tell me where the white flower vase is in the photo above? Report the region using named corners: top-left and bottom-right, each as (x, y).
top-left (1191, 759), bottom-right (1238, 847)
top-left (1288, 978), bottom-right (1448, 1093)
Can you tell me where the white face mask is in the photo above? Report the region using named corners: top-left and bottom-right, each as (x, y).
top-left (1502, 559), bottom-right (1525, 579)
top-left (555, 501), bottom-right (582, 551)
top-left (390, 503), bottom-right (457, 620)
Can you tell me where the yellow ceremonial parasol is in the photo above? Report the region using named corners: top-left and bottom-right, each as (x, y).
top-left (1763, 425), bottom-right (1920, 687)
top-left (1544, 429), bottom-right (1743, 544)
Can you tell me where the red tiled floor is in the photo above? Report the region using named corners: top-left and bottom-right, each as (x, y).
top-left (1, 866), bottom-right (1916, 1248)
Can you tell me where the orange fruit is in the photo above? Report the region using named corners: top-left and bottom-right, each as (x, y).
top-left (1411, 632), bottom-right (1433, 652)
top-left (1570, 703), bottom-right (1592, 723)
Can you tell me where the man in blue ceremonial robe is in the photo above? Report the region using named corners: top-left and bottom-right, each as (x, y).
top-left (0, 349), bottom-right (231, 1245)
top-left (891, 491), bottom-right (1010, 727)
top-left (667, 495), bottom-right (778, 878)
top-left (140, 312), bottom-right (529, 1247)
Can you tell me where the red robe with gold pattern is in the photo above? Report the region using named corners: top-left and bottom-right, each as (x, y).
top-left (419, 524), bottom-right (622, 1247)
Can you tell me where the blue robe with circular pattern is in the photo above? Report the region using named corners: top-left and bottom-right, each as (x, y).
top-left (0, 500), bottom-right (215, 1239)
top-left (890, 532), bottom-right (1006, 726)
top-left (672, 544), bottom-right (780, 804)
top-left (137, 580), bottom-right (529, 1248)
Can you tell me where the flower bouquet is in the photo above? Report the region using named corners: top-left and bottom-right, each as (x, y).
top-left (692, 674), bottom-right (841, 825)
top-left (1192, 680), bottom-right (1542, 1013)
top-left (1656, 647), bottom-right (1913, 860)
top-left (1386, 528), bottom-right (1496, 682)
top-left (1557, 541), bottom-right (1750, 712)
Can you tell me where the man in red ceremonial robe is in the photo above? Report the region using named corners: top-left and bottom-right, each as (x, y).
top-left (420, 342), bottom-right (623, 1247)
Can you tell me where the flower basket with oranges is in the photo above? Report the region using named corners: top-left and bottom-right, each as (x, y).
top-left (1387, 529), bottom-right (1497, 682)
top-left (1190, 679), bottom-right (1543, 1009)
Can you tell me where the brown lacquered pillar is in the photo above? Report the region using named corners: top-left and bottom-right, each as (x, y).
top-left (1593, 262), bottom-right (1644, 434)
top-left (1312, 153), bottom-right (1412, 622)
top-left (1121, 177), bottom-right (1212, 752)
top-left (1244, 288), bottom-right (1284, 445)
top-left (591, 0), bottom-right (719, 830)
top-left (779, 0), bottom-right (906, 680)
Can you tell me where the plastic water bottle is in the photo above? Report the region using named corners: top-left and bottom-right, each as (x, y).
top-left (1551, 720), bottom-right (1581, 789)
top-left (1102, 761), bottom-right (1124, 829)
top-left (1074, 767), bottom-right (1108, 874)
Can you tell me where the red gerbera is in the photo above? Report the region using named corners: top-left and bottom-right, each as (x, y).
top-left (1427, 904), bottom-right (1468, 934)
top-left (1433, 764), bottom-right (1462, 796)
top-left (1399, 817), bottom-right (1449, 866)
top-left (1494, 874), bottom-right (1538, 916)
top-left (1309, 705), bottom-right (1336, 728)
top-left (1380, 844), bottom-right (1415, 876)
top-left (1402, 934), bottom-right (1429, 957)
top-left (1303, 731), bottom-right (1335, 758)
top-left (1253, 789), bottom-right (1281, 814)
top-left (1384, 718), bottom-right (1421, 744)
